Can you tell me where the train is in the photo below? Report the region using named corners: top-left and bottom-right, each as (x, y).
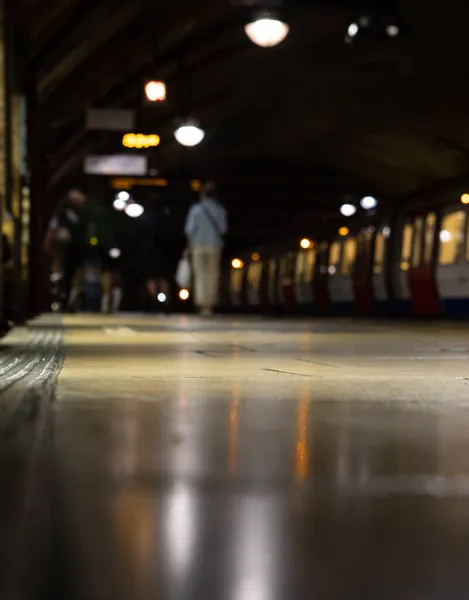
top-left (223, 182), bottom-right (469, 318)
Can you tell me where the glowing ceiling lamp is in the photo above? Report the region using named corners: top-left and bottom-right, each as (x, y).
top-left (300, 238), bottom-right (312, 249)
top-left (338, 227), bottom-right (349, 237)
top-left (360, 196), bottom-right (378, 210)
top-left (179, 289), bottom-right (190, 301)
top-left (245, 11), bottom-right (289, 48)
top-left (461, 193), bottom-right (469, 205)
top-left (109, 248), bottom-right (121, 259)
top-left (232, 258), bottom-right (243, 269)
top-left (125, 202), bottom-right (144, 218)
top-left (174, 119), bottom-right (205, 147)
top-left (145, 80), bottom-right (166, 102)
top-left (340, 203), bottom-right (357, 217)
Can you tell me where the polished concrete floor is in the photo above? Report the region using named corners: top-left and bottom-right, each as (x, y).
top-left (43, 315), bottom-right (469, 598)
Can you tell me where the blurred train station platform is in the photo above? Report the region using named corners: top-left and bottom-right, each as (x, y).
top-left (3, 313), bottom-right (469, 598)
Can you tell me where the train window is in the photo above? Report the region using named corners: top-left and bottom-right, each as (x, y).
top-left (231, 268), bottom-right (244, 293)
top-left (423, 212), bottom-right (436, 265)
top-left (400, 223), bottom-right (413, 271)
top-left (248, 262), bottom-right (262, 289)
top-left (439, 210), bottom-right (466, 265)
top-left (342, 238), bottom-right (356, 275)
top-left (374, 231), bottom-right (385, 274)
top-left (329, 242), bottom-right (341, 276)
top-left (411, 217), bottom-right (424, 267)
top-left (304, 249), bottom-right (316, 283)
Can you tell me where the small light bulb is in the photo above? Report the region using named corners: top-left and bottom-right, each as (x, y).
top-left (348, 23), bottom-right (359, 37)
top-left (386, 24), bottom-right (399, 37)
top-left (179, 289), bottom-right (190, 301)
top-left (340, 204), bottom-right (357, 217)
top-left (360, 196), bottom-right (378, 210)
top-left (157, 293), bottom-right (167, 303)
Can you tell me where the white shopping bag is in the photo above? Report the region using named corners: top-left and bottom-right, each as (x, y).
top-left (175, 257), bottom-right (191, 289)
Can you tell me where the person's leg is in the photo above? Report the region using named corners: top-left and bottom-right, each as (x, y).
top-left (206, 247), bottom-right (221, 313)
top-left (192, 247), bottom-right (208, 311)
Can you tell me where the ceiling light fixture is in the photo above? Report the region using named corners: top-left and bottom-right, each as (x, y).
top-left (174, 119), bottom-right (205, 147)
top-left (245, 11), bottom-right (289, 48)
top-left (144, 80), bottom-right (166, 102)
top-left (360, 196), bottom-right (378, 210)
top-left (340, 204), bottom-right (357, 217)
top-left (125, 202), bottom-right (144, 218)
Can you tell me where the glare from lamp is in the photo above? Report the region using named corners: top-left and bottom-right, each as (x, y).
top-left (145, 80), bottom-right (166, 102)
top-left (360, 196), bottom-right (378, 210)
top-left (347, 23), bottom-right (359, 37)
top-left (386, 24), bottom-right (400, 37)
top-left (89, 237), bottom-right (98, 246)
top-left (252, 252), bottom-right (260, 261)
top-left (117, 190), bottom-right (130, 202)
top-left (125, 203), bottom-right (144, 218)
top-left (174, 123), bottom-right (205, 147)
top-left (382, 226), bottom-right (391, 238)
top-left (113, 198), bottom-right (127, 211)
top-left (179, 289), bottom-right (190, 301)
top-left (157, 293), bottom-right (167, 303)
top-left (328, 265), bottom-right (337, 275)
top-left (340, 203), bottom-right (357, 217)
top-left (109, 248), bottom-right (121, 259)
top-left (338, 227), bottom-right (349, 237)
top-left (439, 230), bottom-right (452, 243)
top-left (300, 238), bottom-right (312, 249)
top-left (245, 15), bottom-right (289, 48)
top-left (232, 258), bottom-right (243, 269)
top-left (461, 193), bottom-right (469, 204)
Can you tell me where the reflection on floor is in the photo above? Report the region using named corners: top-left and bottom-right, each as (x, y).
top-left (49, 315), bottom-right (469, 598)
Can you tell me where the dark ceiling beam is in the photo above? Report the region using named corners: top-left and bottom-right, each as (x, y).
top-left (38, 1), bottom-right (148, 99)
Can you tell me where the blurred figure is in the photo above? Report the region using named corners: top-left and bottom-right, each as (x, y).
top-left (44, 187), bottom-right (87, 311)
top-left (185, 181), bottom-right (227, 316)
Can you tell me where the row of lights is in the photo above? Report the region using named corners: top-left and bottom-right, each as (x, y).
top-left (346, 15), bottom-right (400, 43)
top-left (113, 191), bottom-right (144, 217)
top-left (340, 195), bottom-right (378, 217)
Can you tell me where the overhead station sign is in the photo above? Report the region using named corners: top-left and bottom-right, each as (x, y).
top-left (84, 155), bottom-right (147, 176)
top-left (86, 109), bottom-right (135, 131)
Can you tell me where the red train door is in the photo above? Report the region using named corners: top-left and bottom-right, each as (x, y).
top-left (314, 242), bottom-right (330, 315)
top-left (353, 228), bottom-right (375, 316)
top-left (407, 212), bottom-right (439, 316)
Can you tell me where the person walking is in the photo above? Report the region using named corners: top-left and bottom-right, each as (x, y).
top-left (185, 181), bottom-right (227, 316)
top-left (44, 187), bottom-right (88, 311)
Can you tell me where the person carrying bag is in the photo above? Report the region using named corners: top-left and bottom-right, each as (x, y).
top-left (184, 181), bottom-right (227, 316)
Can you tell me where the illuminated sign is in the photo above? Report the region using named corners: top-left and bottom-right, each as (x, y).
top-left (84, 155), bottom-right (147, 176)
top-left (111, 177), bottom-right (168, 189)
top-left (122, 133), bottom-right (160, 149)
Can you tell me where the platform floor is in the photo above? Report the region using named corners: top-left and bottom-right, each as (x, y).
top-left (40, 316), bottom-right (469, 597)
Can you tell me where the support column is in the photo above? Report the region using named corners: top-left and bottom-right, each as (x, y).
top-left (0, 0), bottom-right (6, 322)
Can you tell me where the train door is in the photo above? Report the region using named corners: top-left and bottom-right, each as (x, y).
top-left (294, 247), bottom-right (315, 313)
top-left (314, 242), bottom-right (329, 315)
top-left (353, 228), bottom-right (374, 316)
top-left (436, 208), bottom-right (468, 315)
top-left (268, 257), bottom-right (279, 312)
top-left (230, 264), bottom-right (245, 311)
top-left (408, 212), bottom-right (439, 316)
top-left (392, 221), bottom-right (413, 314)
top-left (246, 259), bottom-right (262, 312)
top-left (328, 238), bottom-right (355, 315)
top-left (279, 252), bottom-right (295, 314)
top-left (372, 225), bottom-right (390, 314)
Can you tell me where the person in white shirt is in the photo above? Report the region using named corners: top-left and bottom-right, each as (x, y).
top-left (184, 181), bottom-right (227, 316)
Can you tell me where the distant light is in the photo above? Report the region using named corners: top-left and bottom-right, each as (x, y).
top-left (245, 13), bottom-right (289, 48)
top-left (232, 258), bottom-right (243, 269)
top-left (382, 226), bottom-right (391, 238)
top-left (252, 252), bottom-right (260, 261)
top-left (157, 293), bottom-right (167, 303)
top-left (179, 289), bottom-right (190, 301)
top-left (51, 302), bottom-right (60, 312)
top-left (125, 203), bottom-right (144, 218)
top-left (90, 237), bottom-right (98, 246)
top-left (174, 121), bottom-right (205, 147)
top-left (401, 260), bottom-right (410, 271)
top-left (338, 226), bottom-right (349, 237)
top-left (113, 198), bottom-right (127, 211)
top-left (117, 190), bottom-right (130, 201)
top-left (190, 179), bottom-right (202, 192)
top-left (50, 272), bottom-right (62, 282)
top-left (300, 238), bottom-right (312, 249)
top-left (328, 265), bottom-right (337, 275)
top-left (386, 24), bottom-right (400, 37)
top-left (440, 230), bottom-right (452, 243)
top-left (145, 80), bottom-right (166, 102)
top-left (109, 248), bottom-right (121, 259)
top-left (340, 204), bottom-right (357, 217)
top-left (348, 22), bottom-right (359, 37)
top-left (461, 193), bottom-right (469, 204)
top-left (360, 196), bottom-right (378, 210)
top-left (358, 15), bottom-right (370, 27)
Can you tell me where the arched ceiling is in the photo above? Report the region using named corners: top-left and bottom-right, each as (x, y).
top-left (11, 0), bottom-right (469, 248)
